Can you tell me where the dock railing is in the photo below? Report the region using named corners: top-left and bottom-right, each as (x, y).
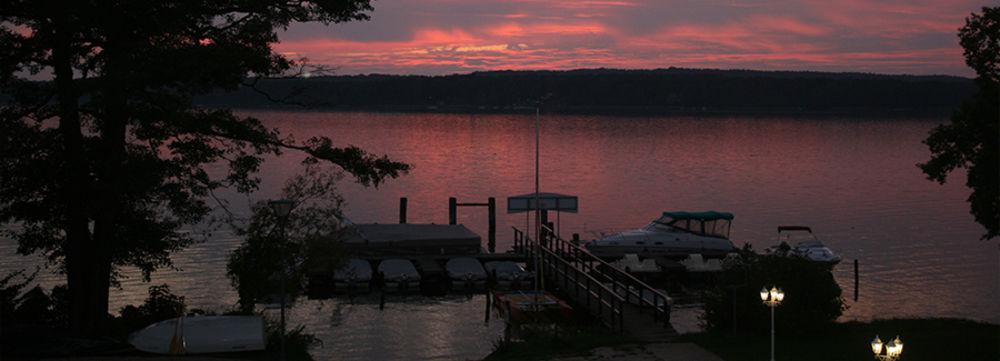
top-left (512, 226), bottom-right (671, 332)
top-left (513, 227), bottom-right (625, 332)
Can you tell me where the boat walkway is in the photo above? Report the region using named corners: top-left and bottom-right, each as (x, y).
top-left (513, 226), bottom-right (677, 342)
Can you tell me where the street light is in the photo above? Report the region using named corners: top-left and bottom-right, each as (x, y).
top-left (871, 335), bottom-right (904, 361)
top-left (760, 286), bottom-right (785, 361)
top-left (268, 199), bottom-right (294, 361)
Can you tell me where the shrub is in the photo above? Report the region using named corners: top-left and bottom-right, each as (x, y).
top-left (114, 284), bottom-right (186, 335)
top-left (702, 245), bottom-right (845, 334)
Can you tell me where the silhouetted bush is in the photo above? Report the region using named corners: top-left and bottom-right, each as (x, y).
top-left (265, 324), bottom-right (321, 361)
top-left (114, 284), bottom-right (186, 334)
top-left (701, 246), bottom-right (845, 334)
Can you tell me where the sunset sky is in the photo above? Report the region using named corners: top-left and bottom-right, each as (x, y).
top-left (275, 0), bottom-right (984, 76)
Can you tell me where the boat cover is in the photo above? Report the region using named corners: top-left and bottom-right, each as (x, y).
top-left (484, 261), bottom-right (530, 280)
top-left (445, 257), bottom-right (487, 280)
top-left (333, 259), bottom-right (373, 281)
top-left (377, 259), bottom-right (420, 281)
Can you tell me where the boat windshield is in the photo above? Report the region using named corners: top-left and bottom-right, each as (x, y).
top-left (651, 215), bottom-right (732, 239)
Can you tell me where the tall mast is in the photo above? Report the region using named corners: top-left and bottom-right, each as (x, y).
top-left (534, 105), bottom-right (541, 291)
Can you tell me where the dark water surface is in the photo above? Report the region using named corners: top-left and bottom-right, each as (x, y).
top-left (2, 112), bottom-right (997, 360)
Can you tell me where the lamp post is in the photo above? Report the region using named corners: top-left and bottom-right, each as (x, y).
top-left (871, 335), bottom-right (904, 361)
top-left (760, 286), bottom-right (785, 361)
top-left (269, 199), bottom-right (294, 361)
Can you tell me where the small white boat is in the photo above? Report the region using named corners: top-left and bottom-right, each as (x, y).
top-left (378, 259), bottom-right (421, 292)
top-left (445, 257), bottom-right (488, 290)
top-left (769, 226), bottom-right (842, 265)
top-left (483, 261), bottom-right (532, 289)
top-left (128, 315), bottom-right (265, 354)
top-left (586, 211), bottom-right (738, 259)
top-left (333, 258), bottom-right (373, 292)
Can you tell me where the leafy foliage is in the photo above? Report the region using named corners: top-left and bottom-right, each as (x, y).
top-left (920, 6), bottom-right (1000, 240)
top-left (265, 324), bottom-right (322, 361)
top-left (701, 247), bottom-right (845, 334)
top-left (227, 161), bottom-right (349, 312)
top-left (115, 284), bottom-right (186, 334)
top-left (0, 0), bottom-right (408, 334)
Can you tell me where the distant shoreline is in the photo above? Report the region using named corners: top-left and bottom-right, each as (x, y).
top-left (223, 104), bottom-right (956, 118)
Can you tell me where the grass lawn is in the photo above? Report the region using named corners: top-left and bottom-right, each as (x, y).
top-left (681, 318), bottom-right (998, 361)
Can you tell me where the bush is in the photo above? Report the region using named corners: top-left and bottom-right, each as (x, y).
top-left (702, 246), bottom-right (845, 334)
top-left (114, 284), bottom-right (186, 335)
top-left (264, 323), bottom-right (321, 361)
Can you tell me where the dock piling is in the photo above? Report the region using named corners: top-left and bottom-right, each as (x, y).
top-left (448, 197), bottom-right (457, 225)
top-left (853, 259), bottom-right (859, 301)
top-left (488, 197), bottom-right (496, 253)
top-left (484, 290), bottom-right (492, 324)
top-left (399, 197), bottom-right (407, 224)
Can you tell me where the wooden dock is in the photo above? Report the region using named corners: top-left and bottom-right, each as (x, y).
top-left (514, 226), bottom-right (678, 342)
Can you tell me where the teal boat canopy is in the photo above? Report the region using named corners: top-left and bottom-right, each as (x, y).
top-left (660, 211), bottom-right (734, 221)
top-left (653, 211), bottom-right (734, 239)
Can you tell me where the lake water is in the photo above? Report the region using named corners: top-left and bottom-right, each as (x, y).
top-left (2, 111), bottom-right (997, 359)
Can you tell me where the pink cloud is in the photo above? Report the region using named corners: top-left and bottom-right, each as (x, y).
top-left (274, 0), bottom-right (981, 76)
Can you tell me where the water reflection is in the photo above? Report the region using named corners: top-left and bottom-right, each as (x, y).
top-left (1, 112), bottom-right (997, 359)
top-left (288, 295), bottom-right (504, 361)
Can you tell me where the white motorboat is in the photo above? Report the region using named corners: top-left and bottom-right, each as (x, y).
top-left (586, 211), bottom-right (738, 259)
top-left (483, 261), bottom-right (532, 289)
top-left (128, 315), bottom-right (265, 354)
top-left (445, 257), bottom-right (488, 290)
top-left (377, 259), bottom-right (421, 291)
top-left (333, 258), bottom-right (373, 292)
top-left (769, 226), bottom-right (842, 265)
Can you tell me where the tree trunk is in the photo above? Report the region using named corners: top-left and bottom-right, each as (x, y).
top-left (89, 27), bottom-right (131, 336)
top-left (52, 18), bottom-right (101, 336)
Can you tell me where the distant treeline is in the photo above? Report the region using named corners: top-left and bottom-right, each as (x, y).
top-left (197, 68), bottom-right (975, 115)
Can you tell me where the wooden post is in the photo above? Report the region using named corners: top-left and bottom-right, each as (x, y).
top-left (488, 197), bottom-right (496, 253)
top-left (399, 197), bottom-right (407, 224)
top-left (572, 233), bottom-right (580, 245)
top-left (854, 259), bottom-right (859, 301)
top-left (448, 197), bottom-right (457, 225)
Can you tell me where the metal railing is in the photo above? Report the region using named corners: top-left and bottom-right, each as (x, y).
top-left (513, 227), bottom-right (625, 332)
top-left (513, 226), bottom-right (672, 332)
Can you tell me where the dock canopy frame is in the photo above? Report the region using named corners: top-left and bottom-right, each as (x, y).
top-left (507, 192), bottom-right (578, 238)
top-left (506, 192), bottom-right (578, 214)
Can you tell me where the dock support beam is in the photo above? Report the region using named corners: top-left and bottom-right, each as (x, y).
top-left (399, 197), bottom-right (407, 224)
top-left (448, 196), bottom-right (497, 252)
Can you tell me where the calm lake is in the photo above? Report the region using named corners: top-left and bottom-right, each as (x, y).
top-left (2, 111), bottom-right (997, 360)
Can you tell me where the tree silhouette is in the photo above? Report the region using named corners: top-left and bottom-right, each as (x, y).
top-left (0, 0), bottom-right (409, 336)
top-left (920, 6), bottom-right (999, 240)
